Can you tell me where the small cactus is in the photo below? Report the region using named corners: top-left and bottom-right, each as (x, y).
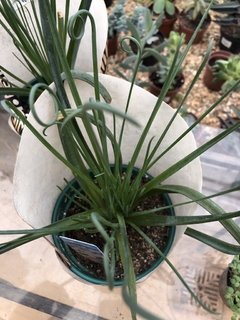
top-left (225, 256), bottom-right (240, 320)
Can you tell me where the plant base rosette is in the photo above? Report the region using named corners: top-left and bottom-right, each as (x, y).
top-left (52, 173), bottom-right (176, 285)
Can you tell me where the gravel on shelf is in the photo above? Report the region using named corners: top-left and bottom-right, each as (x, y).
top-left (105, 0), bottom-right (240, 128)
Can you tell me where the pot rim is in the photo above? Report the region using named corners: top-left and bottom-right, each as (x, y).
top-left (52, 165), bottom-right (176, 286)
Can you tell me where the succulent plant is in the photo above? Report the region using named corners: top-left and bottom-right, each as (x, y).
top-left (136, 0), bottom-right (175, 16)
top-left (129, 6), bottom-right (153, 38)
top-left (151, 31), bottom-right (184, 87)
top-left (213, 55), bottom-right (240, 93)
top-left (108, 2), bottom-right (127, 38)
top-left (184, 0), bottom-right (211, 21)
top-left (225, 255), bottom-right (240, 320)
top-left (152, 0), bottom-right (175, 16)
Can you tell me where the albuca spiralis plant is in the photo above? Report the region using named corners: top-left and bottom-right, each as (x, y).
top-left (225, 256), bottom-right (240, 320)
top-left (0, 0), bottom-right (107, 94)
top-left (1, 1), bottom-right (240, 319)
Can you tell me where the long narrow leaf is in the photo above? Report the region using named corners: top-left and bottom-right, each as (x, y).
top-left (185, 228), bottom-right (240, 255)
top-left (129, 223), bottom-right (216, 314)
top-left (142, 185), bottom-right (240, 243)
top-left (143, 123), bottom-right (240, 194)
top-left (128, 210), bottom-right (240, 227)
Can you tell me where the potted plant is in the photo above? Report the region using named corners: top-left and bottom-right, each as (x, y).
top-left (150, 0), bottom-right (179, 38)
top-left (219, 255), bottom-right (240, 320)
top-left (149, 31), bottom-right (185, 101)
top-left (203, 50), bottom-right (232, 91)
top-left (128, 5), bottom-right (165, 66)
top-left (211, 1), bottom-right (240, 54)
top-left (212, 54), bottom-right (240, 93)
top-left (107, 1), bottom-right (127, 56)
top-left (178, 0), bottom-right (211, 44)
top-left (0, 0), bottom-right (108, 133)
top-left (1, 1), bottom-right (240, 319)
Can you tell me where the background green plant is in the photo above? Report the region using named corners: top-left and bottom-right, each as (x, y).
top-left (108, 1), bottom-right (127, 38)
top-left (115, 5), bottom-right (165, 75)
top-left (213, 55), bottom-right (240, 93)
top-left (183, 0), bottom-right (210, 21)
top-left (136, 0), bottom-right (175, 16)
top-left (152, 0), bottom-right (175, 16)
top-left (225, 255), bottom-right (240, 320)
top-left (149, 31), bottom-right (184, 88)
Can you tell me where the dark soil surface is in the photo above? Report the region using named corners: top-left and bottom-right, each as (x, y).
top-left (64, 191), bottom-right (173, 281)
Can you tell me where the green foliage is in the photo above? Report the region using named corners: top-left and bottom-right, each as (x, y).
top-left (129, 6), bottom-right (156, 40)
top-left (183, 0), bottom-right (210, 21)
top-left (115, 5), bottom-right (166, 77)
top-left (122, 5), bottom-right (165, 68)
top-left (1, 1), bottom-right (240, 319)
top-left (225, 256), bottom-right (240, 320)
top-left (150, 31), bottom-right (184, 87)
top-left (0, 0), bottom-right (91, 91)
top-left (153, 0), bottom-right (175, 16)
top-left (136, 0), bottom-right (175, 16)
top-left (108, 2), bottom-right (127, 38)
top-left (213, 55), bottom-right (240, 93)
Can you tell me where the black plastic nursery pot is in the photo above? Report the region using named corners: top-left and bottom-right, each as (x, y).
top-left (149, 71), bottom-right (185, 102)
top-left (178, 11), bottom-right (211, 44)
top-left (219, 26), bottom-right (240, 54)
top-left (52, 166), bottom-right (176, 286)
top-left (158, 7), bottom-right (179, 38)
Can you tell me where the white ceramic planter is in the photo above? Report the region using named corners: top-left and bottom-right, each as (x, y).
top-left (0, 0), bottom-right (108, 86)
top-left (14, 74), bottom-right (202, 248)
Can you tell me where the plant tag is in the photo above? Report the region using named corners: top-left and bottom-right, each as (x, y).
top-left (59, 236), bottom-right (104, 264)
top-left (221, 37), bottom-right (232, 49)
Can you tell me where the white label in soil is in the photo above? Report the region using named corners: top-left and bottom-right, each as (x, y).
top-left (221, 37), bottom-right (232, 49)
top-left (59, 236), bottom-right (104, 264)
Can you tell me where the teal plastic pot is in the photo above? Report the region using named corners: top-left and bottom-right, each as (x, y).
top-left (52, 167), bottom-right (176, 286)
